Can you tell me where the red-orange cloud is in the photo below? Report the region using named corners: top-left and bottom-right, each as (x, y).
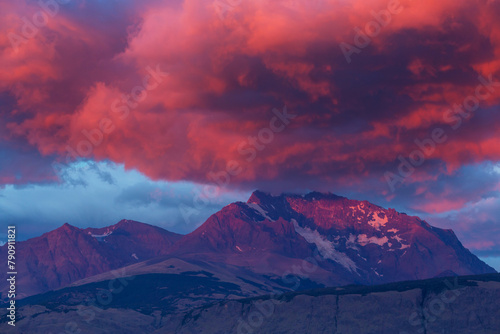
top-left (1, 0), bottom-right (500, 214)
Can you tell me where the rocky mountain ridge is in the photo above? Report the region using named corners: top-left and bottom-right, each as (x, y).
top-left (1, 191), bottom-right (495, 300)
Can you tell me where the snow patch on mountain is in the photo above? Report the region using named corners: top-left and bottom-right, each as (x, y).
top-left (88, 229), bottom-right (113, 241)
top-left (292, 220), bottom-right (359, 273)
top-left (368, 213), bottom-right (388, 230)
top-left (392, 235), bottom-right (404, 243)
top-left (346, 234), bottom-right (359, 250)
top-left (392, 235), bottom-right (411, 249)
top-left (247, 203), bottom-right (275, 222)
top-left (358, 234), bottom-right (389, 246)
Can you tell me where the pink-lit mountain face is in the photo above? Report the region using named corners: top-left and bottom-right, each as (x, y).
top-left (0, 220), bottom-right (182, 298)
top-left (171, 191), bottom-right (495, 286)
top-left (263, 191), bottom-right (496, 280)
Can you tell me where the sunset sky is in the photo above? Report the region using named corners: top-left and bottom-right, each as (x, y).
top-left (1, 0), bottom-right (500, 270)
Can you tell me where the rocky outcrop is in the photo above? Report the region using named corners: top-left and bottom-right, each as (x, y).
top-left (2, 274), bottom-right (499, 333)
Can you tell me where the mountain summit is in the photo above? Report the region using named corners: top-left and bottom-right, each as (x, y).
top-left (171, 190), bottom-right (495, 286)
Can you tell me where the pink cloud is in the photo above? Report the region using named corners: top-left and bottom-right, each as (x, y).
top-left (1, 0), bottom-right (500, 212)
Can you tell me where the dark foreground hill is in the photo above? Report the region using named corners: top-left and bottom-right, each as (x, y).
top-left (1, 273), bottom-right (499, 333)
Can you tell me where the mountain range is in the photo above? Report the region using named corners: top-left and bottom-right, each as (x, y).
top-left (1, 190), bottom-right (494, 302)
top-left (0, 219), bottom-right (181, 298)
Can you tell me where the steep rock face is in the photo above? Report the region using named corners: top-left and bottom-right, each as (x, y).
top-left (172, 191), bottom-right (495, 286)
top-left (249, 191), bottom-right (494, 282)
top-left (169, 200), bottom-right (362, 287)
top-left (0, 220), bottom-right (182, 298)
top-left (171, 202), bottom-right (313, 258)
